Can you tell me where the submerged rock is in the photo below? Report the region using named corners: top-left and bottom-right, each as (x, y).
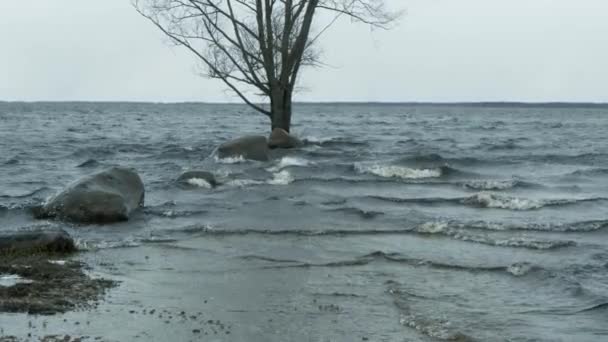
top-left (36, 167), bottom-right (145, 223)
top-left (176, 171), bottom-right (217, 188)
top-left (268, 128), bottom-right (302, 149)
top-left (217, 135), bottom-right (270, 161)
top-left (0, 229), bottom-right (76, 255)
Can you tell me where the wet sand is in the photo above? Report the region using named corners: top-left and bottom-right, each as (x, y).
top-left (1, 236), bottom-right (412, 342)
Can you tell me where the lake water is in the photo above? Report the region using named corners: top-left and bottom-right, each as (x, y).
top-left (1, 102), bottom-right (608, 341)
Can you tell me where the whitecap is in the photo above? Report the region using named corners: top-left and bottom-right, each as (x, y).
top-left (213, 155), bottom-right (246, 164)
top-left (267, 170), bottom-right (294, 185)
top-left (48, 260), bottom-right (67, 266)
top-left (462, 180), bottom-right (518, 191)
top-left (267, 156), bottom-right (312, 172)
top-left (0, 274), bottom-right (33, 287)
top-left (416, 221), bottom-right (449, 234)
top-left (462, 192), bottom-right (545, 210)
top-left (354, 163), bottom-right (442, 179)
top-left (399, 314), bottom-right (471, 341)
top-left (416, 222), bottom-right (575, 250)
top-left (75, 239), bottom-right (140, 250)
top-left (225, 179), bottom-right (265, 187)
top-left (303, 136), bottom-right (337, 144)
top-left (186, 178), bottom-right (213, 188)
top-left (507, 262), bottom-right (534, 276)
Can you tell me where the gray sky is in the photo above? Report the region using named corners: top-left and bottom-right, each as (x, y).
top-left (1, 0), bottom-right (606, 103)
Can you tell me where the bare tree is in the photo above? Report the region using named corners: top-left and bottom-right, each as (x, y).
top-left (134, 0), bottom-right (399, 132)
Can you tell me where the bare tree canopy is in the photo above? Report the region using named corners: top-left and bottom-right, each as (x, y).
top-left (134, 0), bottom-right (400, 131)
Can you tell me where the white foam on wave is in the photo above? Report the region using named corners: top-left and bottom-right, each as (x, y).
top-left (462, 192), bottom-right (545, 210)
top-left (225, 171), bottom-right (294, 187)
top-left (507, 262), bottom-right (534, 276)
top-left (213, 155), bottom-right (246, 164)
top-left (417, 221), bottom-right (449, 234)
top-left (267, 156), bottom-right (312, 172)
top-left (303, 136), bottom-right (337, 144)
top-left (267, 170), bottom-right (294, 185)
top-left (399, 314), bottom-right (470, 341)
top-left (416, 221), bottom-right (574, 250)
top-left (75, 238), bottom-right (141, 251)
top-left (355, 163), bottom-right (442, 179)
top-left (0, 274), bottom-right (33, 287)
top-left (463, 180), bottom-right (518, 191)
top-left (186, 178), bottom-right (213, 189)
top-left (225, 179), bottom-right (264, 187)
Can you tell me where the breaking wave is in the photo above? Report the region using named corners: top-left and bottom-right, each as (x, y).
top-left (368, 193), bottom-right (608, 211)
top-left (267, 156), bottom-right (313, 172)
top-left (213, 155), bottom-right (247, 164)
top-left (186, 178), bottom-right (213, 189)
top-left (461, 179), bottom-right (528, 191)
top-left (415, 222), bottom-right (575, 250)
top-left (461, 192), bottom-right (606, 210)
top-left (354, 163), bottom-right (443, 179)
top-left (225, 170), bottom-right (294, 187)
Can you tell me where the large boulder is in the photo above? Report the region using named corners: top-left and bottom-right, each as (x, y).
top-left (268, 128), bottom-right (302, 149)
top-left (217, 135), bottom-right (270, 161)
top-left (176, 171), bottom-right (217, 188)
top-left (0, 229), bottom-right (76, 255)
top-left (36, 167), bottom-right (144, 223)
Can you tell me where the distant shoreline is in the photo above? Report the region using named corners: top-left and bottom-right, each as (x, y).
top-left (1, 101), bottom-right (608, 108)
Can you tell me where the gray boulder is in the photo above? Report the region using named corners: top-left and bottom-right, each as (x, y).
top-left (0, 229), bottom-right (76, 255)
top-left (268, 128), bottom-right (302, 149)
top-left (176, 171), bottom-right (217, 188)
top-left (37, 167), bottom-right (144, 223)
top-left (217, 135), bottom-right (270, 161)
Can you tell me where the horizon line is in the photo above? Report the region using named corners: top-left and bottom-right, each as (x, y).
top-left (2, 100), bottom-right (608, 106)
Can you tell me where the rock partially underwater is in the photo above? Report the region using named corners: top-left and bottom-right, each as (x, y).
top-left (35, 167), bottom-right (145, 223)
top-left (268, 128), bottom-right (302, 149)
top-left (0, 229), bottom-right (76, 255)
top-left (0, 229), bottom-right (114, 315)
top-left (217, 135), bottom-right (270, 161)
top-left (176, 171), bottom-right (218, 188)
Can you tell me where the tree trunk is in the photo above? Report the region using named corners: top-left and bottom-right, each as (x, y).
top-left (270, 87), bottom-right (292, 132)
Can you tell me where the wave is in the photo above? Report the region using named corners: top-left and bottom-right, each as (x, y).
top-left (461, 179), bottom-right (531, 191)
top-left (303, 136), bottom-right (367, 147)
top-left (267, 156), bottom-right (313, 172)
top-left (167, 225), bottom-right (410, 237)
top-left (325, 207), bottom-right (384, 219)
top-left (169, 224), bottom-right (575, 250)
top-left (462, 192), bottom-right (607, 210)
top-left (460, 220), bottom-right (608, 233)
top-left (516, 152), bottom-right (608, 165)
top-left (387, 281), bottom-right (476, 341)
top-left (70, 147), bottom-right (115, 158)
top-left (185, 178), bottom-right (213, 189)
top-left (484, 138), bottom-right (526, 151)
top-left (396, 153), bottom-right (487, 167)
top-left (75, 238), bottom-right (141, 250)
top-left (0, 187), bottom-right (49, 199)
top-left (567, 168), bottom-right (608, 177)
top-left (77, 159), bottom-right (100, 168)
top-left (368, 193), bottom-right (608, 211)
top-left (3, 158), bottom-right (19, 165)
top-left (213, 155), bottom-right (247, 164)
top-left (226, 170), bottom-right (294, 187)
top-left (415, 221), bottom-right (576, 250)
top-left (354, 163), bottom-right (443, 179)
top-left (145, 208), bottom-right (208, 218)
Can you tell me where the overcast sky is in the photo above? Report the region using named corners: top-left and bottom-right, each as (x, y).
top-left (1, 0), bottom-right (606, 103)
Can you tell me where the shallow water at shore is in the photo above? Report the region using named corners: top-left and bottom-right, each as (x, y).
top-left (1, 102), bottom-right (608, 341)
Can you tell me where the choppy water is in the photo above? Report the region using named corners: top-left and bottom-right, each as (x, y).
top-left (2, 102), bottom-right (608, 341)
